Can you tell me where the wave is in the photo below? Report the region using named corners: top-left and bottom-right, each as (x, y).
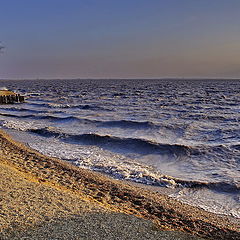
top-left (75, 104), bottom-right (112, 111)
top-left (0, 87), bottom-right (9, 90)
top-left (48, 103), bottom-right (100, 110)
top-left (2, 120), bottom-right (239, 194)
top-left (4, 119), bottom-right (234, 158)
top-left (24, 132), bottom-right (240, 194)
top-left (28, 102), bottom-right (52, 108)
top-left (0, 111), bottom-right (160, 130)
top-left (0, 107), bottom-right (48, 114)
top-left (0, 112), bottom-right (98, 123)
top-left (0, 112), bottom-right (37, 119)
top-left (28, 128), bottom-right (192, 156)
top-left (172, 179), bottom-right (240, 193)
top-left (184, 113), bottom-right (237, 122)
top-left (28, 102), bottom-right (113, 111)
top-left (0, 112), bottom-right (62, 120)
top-left (99, 120), bottom-right (156, 129)
top-left (231, 144), bottom-right (240, 151)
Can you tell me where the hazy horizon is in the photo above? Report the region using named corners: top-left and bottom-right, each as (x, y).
top-left (1, 78), bottom-right (240, 82)
top-left (1, 0), bottom-right (240, 79)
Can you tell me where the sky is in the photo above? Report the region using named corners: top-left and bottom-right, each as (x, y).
top-left (0, 0), bottom-right (240, 79)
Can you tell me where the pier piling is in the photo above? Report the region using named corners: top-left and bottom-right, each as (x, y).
top-left (0, 90), bottom-right (24, 104)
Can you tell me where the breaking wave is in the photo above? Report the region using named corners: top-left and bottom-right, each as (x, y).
top-left (0, 112), bottom-right (160, 129)
top-left (99, 120), bottom-right (156, 129)
top-left (25, 136), bottom-right (240, 194)
top-left (28, 102), bottom-right (113, 111)
top-left (28, 127), bottom-right (192, 155)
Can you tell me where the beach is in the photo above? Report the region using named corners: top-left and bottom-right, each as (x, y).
top-left (1, 0), bottom-right (240, 238)
top-left (0, 129), bottom-right (239, 239)
top-left (1, 79), bottom-right (239, 219)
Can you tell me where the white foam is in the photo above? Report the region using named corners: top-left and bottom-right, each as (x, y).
top-left (170, 188), bottom-right (240, 218)
top-left (29, 138), bottom-right (177, 188)
top-left (2, 120), bottom-right (44, 132)
top-left (28, 136), bottom-right (240, 219)
top-left (48, 103), bottom-right (71, 108)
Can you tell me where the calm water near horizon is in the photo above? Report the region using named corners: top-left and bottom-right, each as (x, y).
top-left (0, 79), bottom-right (239, 218)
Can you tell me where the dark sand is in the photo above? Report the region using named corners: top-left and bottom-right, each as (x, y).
top-left (0, 130), bottom-right (239, 239)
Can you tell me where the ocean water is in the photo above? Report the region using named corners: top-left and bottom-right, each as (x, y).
top-left (0, 79), bottom-right (239, 218)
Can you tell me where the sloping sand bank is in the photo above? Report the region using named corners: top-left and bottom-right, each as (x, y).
top-left (0, 130), bottom-right (239, 239)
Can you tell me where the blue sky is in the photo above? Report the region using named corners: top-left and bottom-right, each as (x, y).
top-left (0, 0), bottom-right (240, 79)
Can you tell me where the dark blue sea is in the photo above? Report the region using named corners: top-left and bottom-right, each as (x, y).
top-left (0, 79), bottom-right (239, 218)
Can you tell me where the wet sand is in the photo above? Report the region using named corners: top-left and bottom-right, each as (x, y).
top-left (0, 129), bottom-right (239, 239)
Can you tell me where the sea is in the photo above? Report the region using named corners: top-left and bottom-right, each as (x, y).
top-left (0, 79), bottom-right (239, 218)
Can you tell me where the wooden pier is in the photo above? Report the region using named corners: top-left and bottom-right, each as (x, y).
top-left (0, 90), bottom-right (24, 104)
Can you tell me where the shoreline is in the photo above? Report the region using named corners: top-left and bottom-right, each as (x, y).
top-left (0, 129), bottom-right (239, 239)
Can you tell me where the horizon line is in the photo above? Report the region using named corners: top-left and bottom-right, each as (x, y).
top-left (0, 77), bottom-right (240, 81)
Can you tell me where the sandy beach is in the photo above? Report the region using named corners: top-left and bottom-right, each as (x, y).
top-left (0, 129), bottom-right (239, 240)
